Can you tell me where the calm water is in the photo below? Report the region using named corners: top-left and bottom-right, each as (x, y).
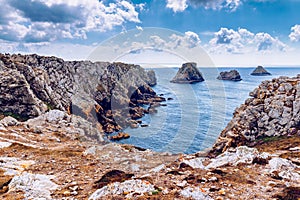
top-left (118, 67), bottom-right (300, 154)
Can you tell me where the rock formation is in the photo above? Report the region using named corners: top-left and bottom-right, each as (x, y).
top-left (251, 65), bottom-right (271, 76)
top-left (0, 68), bottom-right (300, 199)
top-left (0, 53), bottom-right (164, 136)
top-left (1, 113), bottom-right (299, 199)
top-left (171, 62), bottom-right (204, 84)
top-left (210, 75), bottom-right (300, 155)
top-left (217, 70), bottom-right (242, 81)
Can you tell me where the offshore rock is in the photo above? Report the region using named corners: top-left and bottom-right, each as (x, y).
top-left (217, 70), bottom-right (242, 81)
top-left (251, 66), bottom-right (271, 76)
top-left (171, 62), bottom-right (204, 84)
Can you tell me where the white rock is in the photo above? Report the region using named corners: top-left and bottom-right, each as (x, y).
top-left (180, 187), bottom-right (213, 200)
top-left (0, 141), bottom-right (12, 148)
top-left (182, 157), bottom-right (205, 169)
top-left (83, 146), bottom-right (97, 156)
top-left (150, 164), bottom-right (165, 173)
top-left (46, 110), bottom-right (67, 123)
top-left (89, 179), bottom-right (155, 200)
top-left (130, 164), bottom-right (140, 172)
top-left (0, 116), bottom-right (19, 127)
top-left (268, 157), bottom-right (300, 181)
top-left (9, 172), bottom-right (58, 200)
top-left (206, 146), bottom-right (270, 169)
top-left (176, 180), bottom-right (187, 187)
top-left (0, 157), bottom-right (35, 175)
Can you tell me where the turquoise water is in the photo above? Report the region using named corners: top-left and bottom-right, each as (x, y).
top-left (119, 67), bottom-right (300, 154)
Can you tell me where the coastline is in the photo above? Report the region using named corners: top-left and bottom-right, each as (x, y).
top-left (0, 54), bottom-right (299, 199)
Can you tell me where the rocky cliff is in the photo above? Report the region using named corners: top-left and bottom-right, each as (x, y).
top-left (0, 53), bottom-right (162, 135)
top-left (210, 75), bottom-right (300, 155)
top-left (0, 55), bottom-right (299, 199)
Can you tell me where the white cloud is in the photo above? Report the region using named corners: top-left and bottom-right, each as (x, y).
top-left (136, 26), bottom-right (143, 31)
top-left (0, 0), bottom-right (141, 43)
top-left (170, 31), bottom-right (201, 48)
top-left (166, 0), bottom-right (188, 12)
top-left (208, 27), bottom-right (286, 54)
top-left (125, 31), bottom-right (201, 54)
top-left (188, 0), bottom-right (241, 11)
top-left (166, 0), bottom-right (273, 12)
top-left (289, 24), bottom-right (300, 42)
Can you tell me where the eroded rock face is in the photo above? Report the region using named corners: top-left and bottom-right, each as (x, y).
top-left (217, 70), bottom-right (242, 81)
top-left (0, 53), bottom-right (160, 134)
top-left (251, 66), bottom-right (271, 76)
top-left (210, 75), bottom-right (300, 155)
top-left (171, 62), bottom-right (204, 84)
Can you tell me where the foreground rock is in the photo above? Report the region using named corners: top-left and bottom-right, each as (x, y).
top-left (251, 65), bottom-right (271, 76)
top-left (0, 53), bottom-right (163, 136)
top-left (217, 70), bottom-right (242, 81)
top-left (210, 75), bottom-right (300, 155)
top-left (0, 112), bottom-right (299, 199)
top-left (171, 62), bottom-right (204, 84)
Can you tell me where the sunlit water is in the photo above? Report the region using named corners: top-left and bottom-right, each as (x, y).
top-left (117, 67), bottom-right (300, 154)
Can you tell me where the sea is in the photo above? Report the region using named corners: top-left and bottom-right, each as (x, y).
top-left (117, 67), bottom-right (300, 154)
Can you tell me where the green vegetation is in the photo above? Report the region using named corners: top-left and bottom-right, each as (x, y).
top-left (0, 112), bottom-right (29, 121)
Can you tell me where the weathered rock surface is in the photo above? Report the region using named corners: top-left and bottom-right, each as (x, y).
top-left (210, 75), bottom-right (300, 155)
top-left (251, 65), bottom-right (271, 76)
top-left (1, 113), bottom-right (299, 199)
top-left (217, 70), bottom-right (242, 81)
top-left (171, 62), bottom-right (204, 84)
top-left (0, 53), bottom-right (162, 135)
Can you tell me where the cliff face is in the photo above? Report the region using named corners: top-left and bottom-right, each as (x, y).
top-left (210, 75), bottom-right (300, 155)
top-left (0, 53), bottom-right (160, 134)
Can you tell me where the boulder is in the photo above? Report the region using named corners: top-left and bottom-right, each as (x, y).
top-left (217, 70), bottom-right (242, 81)
top-left (171, 62), bottom-right (204, 84)
top-left (109, 132), bottom-right (130, 141)
top-left (250, 66), bottom-right (271, 76)
top-left (8, 172), bottom-right (58, 199)
top-left (89, 179), bottom-right (155, 199)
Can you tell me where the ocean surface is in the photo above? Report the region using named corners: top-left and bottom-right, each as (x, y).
top-left (118, 67), bottom-right (300, 154)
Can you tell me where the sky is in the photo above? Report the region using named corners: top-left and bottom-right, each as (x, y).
top-left (1, 0), bottom-right (300, 67)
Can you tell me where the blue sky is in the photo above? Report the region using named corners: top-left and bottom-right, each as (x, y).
top-left (1, 0), bottom-right (300, 66)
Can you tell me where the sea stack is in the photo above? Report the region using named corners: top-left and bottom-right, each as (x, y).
top-left (171, 62), bottom-right (204, 84)
top-left (250, 66), bottom-right (271, 76)
top-left (217, 70), bottom-right (242, 81)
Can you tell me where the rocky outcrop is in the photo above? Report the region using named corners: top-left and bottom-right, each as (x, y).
top-left (251, 65), bottom-right (271, 76)
top-left (0, 53), bottom-right (162, 135)
top-left (171, 62), bottom-right (204, 84)
top-left (1, 113), bottom-right (300, 199)
top-left (210, 75), bottom-right (300, 155)
top-left (217, 70), bottom-right (242, 81)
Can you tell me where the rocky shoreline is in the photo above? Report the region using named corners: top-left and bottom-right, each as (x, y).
top-left (0, 53), bottom-right (165, 140)
top-left (0, 54), bottom-right (299, 199)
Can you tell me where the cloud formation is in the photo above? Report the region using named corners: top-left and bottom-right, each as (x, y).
top-left (166, 0), bottom-right (271, 12)
top-left (0, 0), bottom-right (140, 43)
top-left (289, 24), bottom-right (300, 42)
top-left (166, 0), bottom-right (188, 12)
top-left (208, 27), bottom-right (286, 54)
top-left (127, 31), bottom-right (201, 54)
